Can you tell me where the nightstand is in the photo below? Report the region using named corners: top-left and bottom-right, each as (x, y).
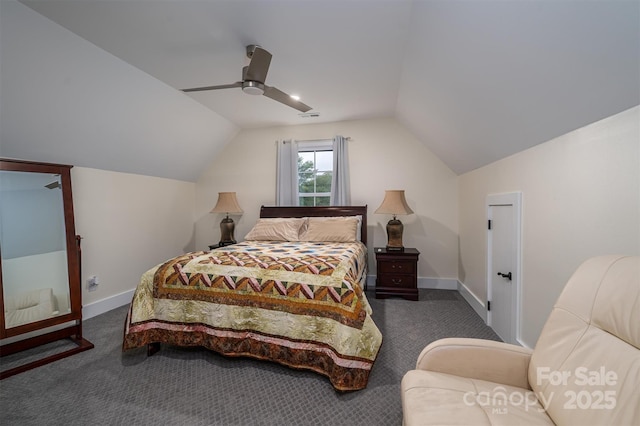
top-left (375, 247), bottom-right (420, 300)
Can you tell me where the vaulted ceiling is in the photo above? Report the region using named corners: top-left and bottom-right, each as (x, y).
top-left (5, 0), bottom-right (640, 177)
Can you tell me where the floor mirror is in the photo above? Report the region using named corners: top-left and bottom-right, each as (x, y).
top-left (0, 158), bottom-right (93, 379)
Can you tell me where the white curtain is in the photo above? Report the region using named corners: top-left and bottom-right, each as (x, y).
top-left (330, 135), bottom-right (351, 205)
top-left (276, 139), bottom-right (299, 206)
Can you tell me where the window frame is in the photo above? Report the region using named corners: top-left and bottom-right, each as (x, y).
top-left (297, 140), bottom-right (333, 207)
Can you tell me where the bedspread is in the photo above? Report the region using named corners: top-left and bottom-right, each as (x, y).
top-left (123, 241), bottom-right (382, 391)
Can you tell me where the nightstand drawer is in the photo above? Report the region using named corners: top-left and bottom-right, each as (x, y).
top-left (377, 275), bottom-right (414, 288)
top-left (378, 260), bottom-right (416, 275)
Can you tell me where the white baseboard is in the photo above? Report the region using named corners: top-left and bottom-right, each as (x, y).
top-left (457, 281), bottom-right (487, 323)
top-left (88, 280), bottom-right (483, 321)
top-left (82, 282), bottom-right (493, 333)
top-left (365, 275), bottom-right (376, 290)
top-left (417, 277), bottom-right (458, 290)
top-left (83, 289), bottom-right (135, 320)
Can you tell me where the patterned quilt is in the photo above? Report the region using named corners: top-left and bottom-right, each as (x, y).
top-left (123, 241), bottom-right (382, 391)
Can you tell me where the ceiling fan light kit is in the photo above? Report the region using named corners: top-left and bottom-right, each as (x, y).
top-left (182, 45), bottom-right (311, 112)
top-left (242, 81), bottom-right (265, 95)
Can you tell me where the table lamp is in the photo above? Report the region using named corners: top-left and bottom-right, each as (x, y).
top-left (210, 192), bottom-right (243, 246)
top-left (374, 190), bottom-right (414, 251)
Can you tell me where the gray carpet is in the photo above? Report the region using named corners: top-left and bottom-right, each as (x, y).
top-left (0, 289), bottom-right (499, 425)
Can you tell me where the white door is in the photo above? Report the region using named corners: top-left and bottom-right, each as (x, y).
top-left (487, 193), bottom-right (522, 344)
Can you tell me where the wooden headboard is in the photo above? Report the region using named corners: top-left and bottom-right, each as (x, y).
top-left (260, 205), bottom-right (367, 246)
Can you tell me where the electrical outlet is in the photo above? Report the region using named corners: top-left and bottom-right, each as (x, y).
top-left (87, 275), bottom-right (99, 292)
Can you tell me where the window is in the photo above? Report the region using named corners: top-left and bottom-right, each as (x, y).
top-left (297, 140), bottom-right (333, 206)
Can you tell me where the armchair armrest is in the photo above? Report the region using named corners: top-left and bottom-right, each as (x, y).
top-left (415, 337), bottom-right (533, 389)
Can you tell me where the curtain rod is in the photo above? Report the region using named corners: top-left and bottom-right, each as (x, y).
top-left (274, 137), bottom-right (352, 145)
top-left (298, 137), bottom-right (352, 142)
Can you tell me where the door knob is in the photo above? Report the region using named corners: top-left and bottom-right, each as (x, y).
top-left (497, 272), bottom-right (512, 281)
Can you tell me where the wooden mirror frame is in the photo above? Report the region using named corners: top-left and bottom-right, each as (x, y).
top-left (0, 158), bottom-right (93, 379)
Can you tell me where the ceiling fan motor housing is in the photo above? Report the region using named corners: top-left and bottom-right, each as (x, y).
top-left (242, 81), bottom-right (265, 95)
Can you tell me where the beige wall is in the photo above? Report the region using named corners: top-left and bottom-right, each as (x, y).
top-left (458, 106), bottom-right (640, 348)
top-left (195, 117), bottom-right (459, 282)
top-left (65, 108), bottom-right (639, 343)
top-left (72, 167), bottom-right (196, 308)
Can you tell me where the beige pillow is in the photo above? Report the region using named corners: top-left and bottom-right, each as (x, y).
top-left (244, 218), bottom-right (307, 241)
top-left (307, 215), bottom-right (362, 240)
top-left (299, 216), bottom-right (359, 242)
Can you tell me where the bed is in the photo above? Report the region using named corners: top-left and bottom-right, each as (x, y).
top-left (123, 205), bottom-right (382, 391)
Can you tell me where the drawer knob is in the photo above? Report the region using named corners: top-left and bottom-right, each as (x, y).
top-left (392, 278), bottom-right (403, 284)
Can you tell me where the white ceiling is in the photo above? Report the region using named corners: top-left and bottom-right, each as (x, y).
top-left (14, 0), bottom-right (640, 175)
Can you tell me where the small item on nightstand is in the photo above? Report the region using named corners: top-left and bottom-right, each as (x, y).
top-left (209, 242), bottom-right (234, 250)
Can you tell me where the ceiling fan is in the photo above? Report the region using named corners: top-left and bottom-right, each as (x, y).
top-left (182, 45), bottom-right (312, 113)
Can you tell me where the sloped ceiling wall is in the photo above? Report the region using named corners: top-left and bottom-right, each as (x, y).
top-left (0, 1), bottom-right (238, 182)
top-left (396, 0), bottom-right (640, 173)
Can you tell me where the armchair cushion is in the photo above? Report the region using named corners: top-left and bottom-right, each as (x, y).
top-left (4, 287), bottom-right (56, 328)
top-left (415, 338), bottom-right (533, 390)
top-left (402, 371), bottom-right (554, 426)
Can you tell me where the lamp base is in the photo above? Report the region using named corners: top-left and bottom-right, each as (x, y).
top-left (386, 218), bottom-right (404, 251)
top-left (219, 216), bottom-right (237, 246)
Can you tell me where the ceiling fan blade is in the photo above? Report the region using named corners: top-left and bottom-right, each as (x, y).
top-left (263, 86), bottom-right (312, 112)
top-left (245, 46), bottom-right (272, 83)
top-left (181, 82), bottom-right (242, 93)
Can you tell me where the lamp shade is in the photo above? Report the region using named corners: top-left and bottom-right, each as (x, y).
top-left (210, 192), bottom-right (243, 214)
top-left (374, 190), bottom-right (414, 216)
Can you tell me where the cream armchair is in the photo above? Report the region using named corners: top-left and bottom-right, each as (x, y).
top-left (401, 255), bottom-right (639, 425)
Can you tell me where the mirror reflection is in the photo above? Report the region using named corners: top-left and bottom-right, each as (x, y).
top-left (0, 170), bottom-right (71, 328)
